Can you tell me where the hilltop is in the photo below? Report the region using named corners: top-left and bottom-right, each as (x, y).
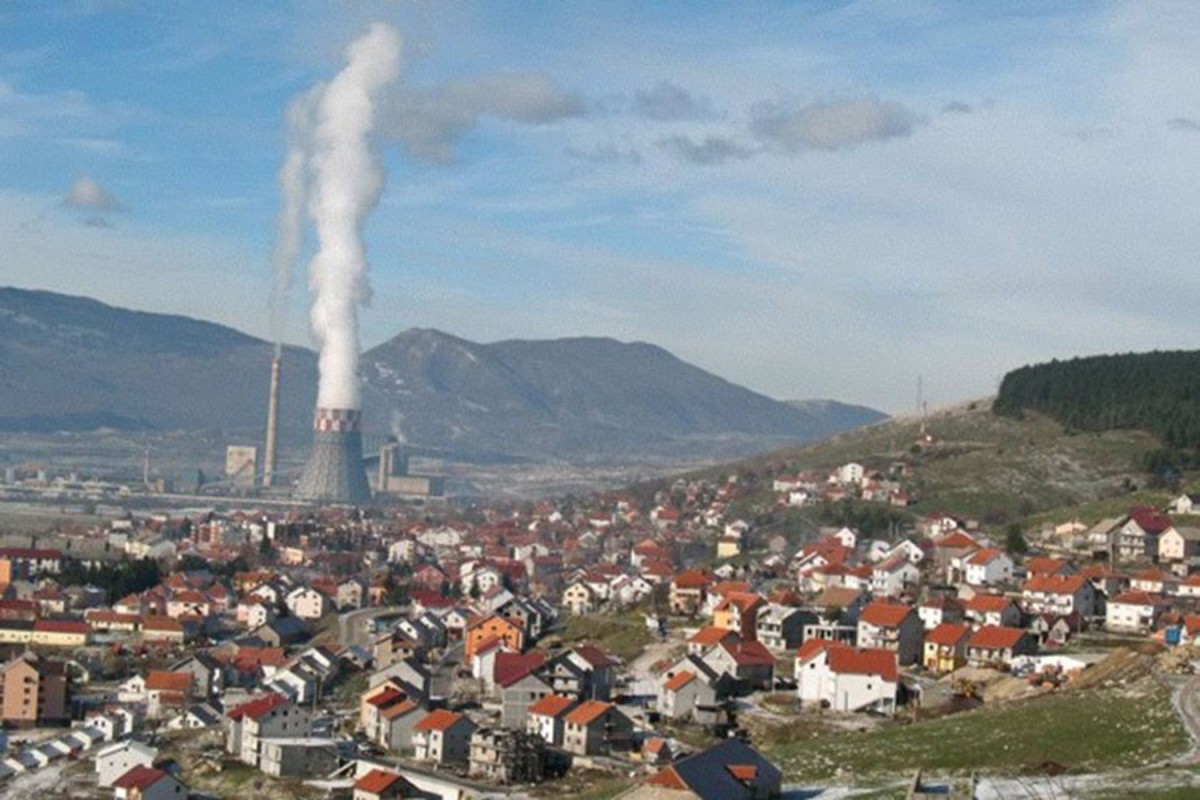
top-left (674, 398), bottom-right (1162, 522)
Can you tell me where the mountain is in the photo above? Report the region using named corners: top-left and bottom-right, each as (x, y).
top-left (0, 287), bottom-right (317, 441)
top-left (785, 399), bottom-right (889, 438)
top-left (0, 287), bottom-right (885, 462)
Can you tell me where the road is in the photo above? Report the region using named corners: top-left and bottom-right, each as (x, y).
top-left (337, 605), bottom-right (405, 649)
top-left (1169, 673), bottom-right (1200, 763)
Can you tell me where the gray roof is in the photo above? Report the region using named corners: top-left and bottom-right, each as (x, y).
top-left (663, 739), bottom-right (782, 800)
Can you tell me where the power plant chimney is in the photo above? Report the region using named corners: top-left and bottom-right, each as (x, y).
top-left (263, 353), bottom-right (282, 488)
top-left (294, 407), bottom-right (372, 505)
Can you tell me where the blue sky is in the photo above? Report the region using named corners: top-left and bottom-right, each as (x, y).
top-left (3, 1), bottom-right (1200, 413)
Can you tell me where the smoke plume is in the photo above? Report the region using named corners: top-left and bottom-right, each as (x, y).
top-left (297, 22), bottom-right (401, 410)
top-left (268, 90), bottom-right (319, 357)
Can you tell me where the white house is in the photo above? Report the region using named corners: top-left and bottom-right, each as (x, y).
top-left (870, 556), bottom-right (920, 598)
top-left (962, 548), bottom-right (1015, 587)
top-left (1105, 591), bottom-right (1172, 634)
top-left (285, 587), bottom-right (331, 620)
top-left (1021, 574), bottom-right (1098, 617)
top-left (95, 740), bottom-right (158, 788)
top-left (795, 640), bottom-right (898, 713)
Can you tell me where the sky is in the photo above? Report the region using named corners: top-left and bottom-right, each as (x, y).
top-left (2, 1), bottom-right (1200, 414)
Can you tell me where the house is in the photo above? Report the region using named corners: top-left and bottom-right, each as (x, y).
top-left (141, 616), bottom-right (186, 645)
top-left (966, 626), bottom-right (1037, 668)
top-left (0, 652), bottom-right (68, 726)
top-left (634, 739), bottom-right (782, 800)
top-left (917, 596), bottom-right (964, 631)
top-left (168, 653), bottom-right (223, 699)
top-left (543, 645), bottom-right (617, 701)
top-left (688, 626), bottom-right (741, 657)
top-left (1116, 507), bottom-right (1175, 561)
top-left (870, 556), bottom-right (920, 598)
top-left (285, 586), bottom-right (331, 620)
top-left (112, 765), bottom-right (187, 800)
top-left (379, 698), bottom-right (424, 752)
top-left (1028, 613), bottom-right (1082, 646)
top-left (703, 639), bottom-right (776, 692)
top-left (561, 581), bottom-right (596, 615)
top-left (962, 594), bottom-right (1022, 629)
top-left (962, 548), bottom-right (1015, 587)
top-left (353, 768), bottom-right (420, 800)
top-left (1171, 493), bottom-right (1200, 515)
top-left (144, 671), bottom-right (193, 719)
top-left (465, 614), bottom-right (524, 661)
top-left (1021, 574), bottom-right (1098, 617)
top-left (225, 693), bottom-right (312, 768)
top-left (922, 623), bottom-right (971, 674)
top-left (1159, 527), bottom-right (1200, 563)
top-left (259, 738), bottom-right (339, 779)
top-left (1106, 591), bottom-right (1173, 634)
top-left (562, 700), bottom-right (634, 755)
top-left (658, 668), bottom-right (725, 723)
top-left (856, 602), bottom-right (923, 665)
top-left (712, 592), bottom-right (765, 641)
top-left (526, 693), bottom-right (577, 746)
top-left (756, 604), bottom-right (816, 652)
top-left (670, 569), bottom-right (713, 616)
top-left (795, 639), bottom-right (899, 714)
top-left (95, 740), bottom-right (158, 788)
top-left (412, 709), bottom-right (476, 766)
top-left (1130, 568), bottom-right (1181, 596)
top-left (499, 667), bottom-right (552, 730)
top-left (32, 619), bottom-right (90, 647)
top-left (467, 727), bottom-right (546, 784)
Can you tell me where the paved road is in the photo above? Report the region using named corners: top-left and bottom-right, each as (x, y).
top-left (337, 605), bottom-right (405, 649)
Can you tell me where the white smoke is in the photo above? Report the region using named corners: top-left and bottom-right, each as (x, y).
top-left (268, 89), bottom-right (319, 357)
top-left (296, 22), bottom-right (401, 410)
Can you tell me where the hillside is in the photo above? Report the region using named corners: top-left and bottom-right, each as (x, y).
top-left (995, 350), bottom-right (1200, 453)
top-left (682, 399), bottom-right (1162, 521)
top-left (0, 287), bottom-right (883, 464)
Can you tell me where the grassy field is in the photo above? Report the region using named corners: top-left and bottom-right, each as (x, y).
top-left (557, 610), bottom-right (653, 663)
top-left (762, 679), bottom-right (1188, 783)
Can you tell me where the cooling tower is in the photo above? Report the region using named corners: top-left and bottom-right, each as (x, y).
top-left (294, 407), bottom-right (372, 505)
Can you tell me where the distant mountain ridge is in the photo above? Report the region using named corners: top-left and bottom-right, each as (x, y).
top-left (0, 287), bottom-right (886, 461)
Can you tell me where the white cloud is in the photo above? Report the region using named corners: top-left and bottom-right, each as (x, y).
top-left (657, 135), bottom-right (754, 165)
top-left (751, 97), bottom-right (921, 151)
top-left (63, 175), bottom-right (123, 212)
top-left (379, 72), bottom-right (585, 162)
top-left (631, 82), bottom-right (714, 120)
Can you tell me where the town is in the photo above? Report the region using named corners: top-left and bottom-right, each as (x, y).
top-left (0, 428), bottom-right (1195, 800)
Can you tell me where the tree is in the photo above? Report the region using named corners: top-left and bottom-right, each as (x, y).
top-left (1005, 523), bottom-right (1029, 556)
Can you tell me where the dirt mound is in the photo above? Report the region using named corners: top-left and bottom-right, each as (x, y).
top-left (945, 667), bottom-right (1045, 703)
top-left (1066, 647), bottom-right (1156, 691)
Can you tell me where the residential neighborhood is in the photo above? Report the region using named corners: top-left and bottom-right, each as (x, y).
top-left (0, 448), bottom-right (1196, 799)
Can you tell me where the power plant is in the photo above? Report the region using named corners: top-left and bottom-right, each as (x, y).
top-left (294, 407), bottom-right (372, 505)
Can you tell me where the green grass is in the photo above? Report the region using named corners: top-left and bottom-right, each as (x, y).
top-left (558, 610), bottom-right (653, 663)
top-left (680, 403), bottom-right (1162, 522)
top-left (531, 771), bottom-right (634, 799)
top-left (763, 682), bottom-right (1188, 782)
top-left (1025, 490), bottom-right (1178, 529)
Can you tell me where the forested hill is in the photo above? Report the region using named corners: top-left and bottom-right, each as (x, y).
top-left (993, 350), bottom-right (1200, 450)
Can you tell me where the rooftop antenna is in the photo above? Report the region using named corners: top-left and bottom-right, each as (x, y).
top-left (142, 446), bottom-right (150, 488)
